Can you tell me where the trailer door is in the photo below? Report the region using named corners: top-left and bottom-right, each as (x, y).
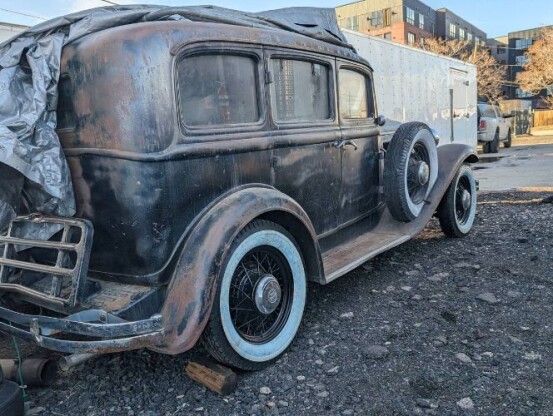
top-left (449, 68), bottom-right (470, 145)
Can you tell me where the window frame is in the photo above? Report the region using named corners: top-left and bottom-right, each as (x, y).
top-left (405, 7), bottom-right (415, 25)
top-left (418, 13), bottom-right (425, 30)
top-left (265, 49), bottom-right (337, 130)
top-left (337, 61), bottom-right (378, 127)
top-left (407, 32), bottom-right (416, 46)
top-left (449, 23), bottom-right (457, 39)
top-left (174, 44), bottom-right (266, 137)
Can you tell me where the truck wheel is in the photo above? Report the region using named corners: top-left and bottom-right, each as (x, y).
top-left (384, 122), bottom-right (438, 222)
top-left (0, 380), bottom-right (24, 416)
top-left (490, 130), bottom-right (500, 153)
top-left (201, 220), bottom-right (307, 371)
top-left (504, 129), bottom-right (512, 148)
top-left (482, 141), bottom-right (492, 154)
top-left (437, 165), bottom-right (477, 238)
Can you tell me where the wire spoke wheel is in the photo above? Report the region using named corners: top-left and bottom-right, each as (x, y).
top-left (454, 176), bottom-right (472, 225)
top-left (229, 246), bottom-right (293, 343)
top-left (202, 220), bottom-right (307, 370)
top-left (438, 164), bottom-right (477, 238)
top-left (407, 142), bottom-right (431, 205)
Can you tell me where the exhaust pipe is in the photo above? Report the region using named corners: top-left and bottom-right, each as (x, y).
top-left (0, 358), bottom-right (58, 387)
top-left (58, 353), bottom-right (98, 372)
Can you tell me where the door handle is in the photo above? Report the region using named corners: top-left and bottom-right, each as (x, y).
top-left (334, 139), bottom-right (358, 150)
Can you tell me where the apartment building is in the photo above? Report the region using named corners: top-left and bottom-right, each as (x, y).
top-left (336, 0), bottom-right (486, 47)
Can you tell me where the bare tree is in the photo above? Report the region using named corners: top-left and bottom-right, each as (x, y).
top-left (517, 27), bottom-right (553, 107)
top-left (420, 38), bottom-right (507, 103)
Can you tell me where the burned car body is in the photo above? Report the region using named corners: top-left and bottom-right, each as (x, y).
top-left (0, 14), bottom-right (477, 369)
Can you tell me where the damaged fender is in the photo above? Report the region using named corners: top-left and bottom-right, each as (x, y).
top-left (153, 186), bottom-right (322, 355)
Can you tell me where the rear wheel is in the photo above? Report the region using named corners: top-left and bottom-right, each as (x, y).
top-left (490, 130), bottom-right (500, 153)
top-left (202, 220), bottom-right (307, 371)
top-left (504, 129), bottom-right (512, 148)
top-left (482, 141), bottom-right (492, 154)
top-left (438, 165), bottom-right (477, 238)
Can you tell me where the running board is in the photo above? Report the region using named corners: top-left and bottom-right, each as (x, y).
top-left (322, 231), bottom-right (409, 283)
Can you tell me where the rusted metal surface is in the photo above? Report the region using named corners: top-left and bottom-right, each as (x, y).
top-left (154, 186), bottom-right (321, 355)
top-left (0, 214), bottom-right (93, 308)
top-left (0, 358), bottom-right (58, 387)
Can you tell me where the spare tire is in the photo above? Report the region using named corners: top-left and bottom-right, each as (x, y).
top-left (384, 122), bottom-right (438, 222)
top-left (0, 380), bottom-right (24, 416)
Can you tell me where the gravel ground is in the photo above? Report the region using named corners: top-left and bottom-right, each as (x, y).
top-left (2, 191), bottom-right (552, 416)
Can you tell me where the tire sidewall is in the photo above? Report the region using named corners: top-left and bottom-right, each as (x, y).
top-left (219, 228), bottom-right (306, 363)
top-left (453, 166), bottom-right (477, 234)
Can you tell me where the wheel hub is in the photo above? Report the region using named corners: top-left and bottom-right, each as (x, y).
top-left (461, 189), bottom-right (471, 210)
top-left (417, 161), bottom-right (430, 186)
top-left (254, 275), bottom-right (282, 315)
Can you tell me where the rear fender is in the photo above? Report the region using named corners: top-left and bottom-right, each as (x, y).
top-left (153, 186), bottom-right (321, 355)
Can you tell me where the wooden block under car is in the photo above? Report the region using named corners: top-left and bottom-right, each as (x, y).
top-left (185, 357), bottom-right (238, 395)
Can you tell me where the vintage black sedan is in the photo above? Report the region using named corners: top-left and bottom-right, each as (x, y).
top-left (0, 11), bottom-right (477, 371)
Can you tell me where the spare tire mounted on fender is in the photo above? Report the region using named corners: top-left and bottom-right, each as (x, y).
top-left (384, 122), bottom-right (438, 222)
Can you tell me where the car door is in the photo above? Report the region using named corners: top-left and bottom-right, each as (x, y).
top-left (266, 49), bottom-right (342, 236)
top-left (336, 61), bottom-right (381, 226)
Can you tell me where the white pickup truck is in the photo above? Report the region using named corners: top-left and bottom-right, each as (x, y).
top-left (477, 103), bottom-right (513, 153)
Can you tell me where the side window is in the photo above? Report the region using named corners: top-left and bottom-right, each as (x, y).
top-left (270, 58), bottom-right (331, 123)
top-left (177, 54), bottom-right (259, 127)
top-left (339, 69), bottom-right (375, 120)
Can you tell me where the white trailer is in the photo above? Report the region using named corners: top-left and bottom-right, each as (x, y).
top-left (343, 29), bottom-right (478, 149)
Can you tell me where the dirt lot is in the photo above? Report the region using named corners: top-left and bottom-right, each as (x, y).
top-left (0, 190), bottom-right (550, 416)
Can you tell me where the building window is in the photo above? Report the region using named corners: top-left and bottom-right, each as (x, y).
top-left (431, 22), bottom-right (435, 35)
top-left (516, 55), bottom-right (529, 66)
top-left (459, 28), bottom-right (465, 40)
top-left (516, 88), bottom-right (532, 98)
top-left (407, 32), bottom-right (416, 46)
top-left (497, 46), bottom-right (506, 54)
top-left (515, 38), bottom-right (533, 50)
top-left (270, 59), bottom-right (331, 122)
top-left (467, 33), bottom-right (473, 42)
top-left (383, 8), bottom-right (392, 27)
top-left (406, 7), bottom-right (415, 25)
top-left (371, 10), bottom-right (383, 27)
top-left (475, 36), bottom-right (480, 44)
top-left (449, 23), bottom-right (457, 38)
top-left (177, 54), bottom-right (260, 127)
top-left (384, 32), bottom-right (392, 40)
top-left (420, 37), bottom-right (425, 47)
top-left (418, 13), bottom-right (425, 30)
top-left (339, 69), bottom-right (374, 119)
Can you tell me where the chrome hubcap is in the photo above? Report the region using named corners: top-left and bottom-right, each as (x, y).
top-left (254, 275), bottom-right (282, 315)
top-left (461, 189), bottom-right (471, 210)
top-left (417, 162), bottom-right (430, 186)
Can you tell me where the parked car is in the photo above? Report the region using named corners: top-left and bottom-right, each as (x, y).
top-left (0, 14), bottom-right (478, 371)
top-left (477, 103), bottom-right (513, 153)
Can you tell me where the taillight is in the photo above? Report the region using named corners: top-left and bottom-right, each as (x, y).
top-left (479, 120), bottom-right (487, 130)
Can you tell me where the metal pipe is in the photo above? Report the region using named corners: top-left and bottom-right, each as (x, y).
top-left (58, 353), bottom-right (98, 371)
top-left (0, 358), bottom-right (58, 386)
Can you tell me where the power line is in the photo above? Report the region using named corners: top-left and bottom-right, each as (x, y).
top-left (0, 7), bottom-right (47, 21)
top-left (99, 0), bottom-right (120, 5)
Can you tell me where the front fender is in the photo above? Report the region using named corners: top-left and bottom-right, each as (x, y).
top-left (153, 186), bottom-right (320, 355)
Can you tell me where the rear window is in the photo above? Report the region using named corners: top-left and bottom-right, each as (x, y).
top-left (177, 54), bottom-right (260, 127)
top-left (270, 59), bottom-right (331, 123)
top-left (478, 104), bottom-right (496, 118)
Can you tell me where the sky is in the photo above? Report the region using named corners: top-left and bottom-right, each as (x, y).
top-left (0, 0), bottom-right (552, 38)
